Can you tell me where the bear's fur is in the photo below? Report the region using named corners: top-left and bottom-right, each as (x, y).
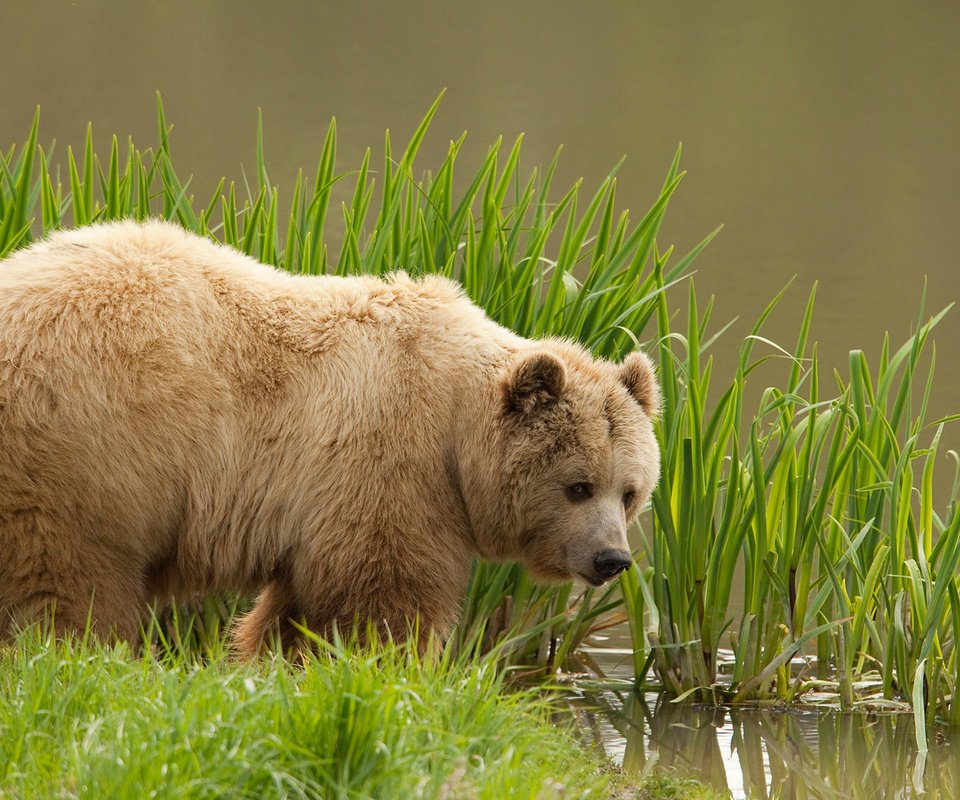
top-left (0, 220), bottom-right (660, 653)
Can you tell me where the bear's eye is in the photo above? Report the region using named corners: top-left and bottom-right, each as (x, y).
top-left (622, 490), bottom-right (637, 508)
top-left (565, 482), bottom-right (594, 502)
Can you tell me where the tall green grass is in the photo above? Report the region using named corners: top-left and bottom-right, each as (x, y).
top-left (3, 98), bottom-right (959, 728)
top-left (0, 94), bottom-right (715, 674)
top-left (623, 279), bottom-right (960, 723)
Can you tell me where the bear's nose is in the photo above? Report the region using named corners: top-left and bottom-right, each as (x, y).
top-left (593, 549), bottom-right (633, 581)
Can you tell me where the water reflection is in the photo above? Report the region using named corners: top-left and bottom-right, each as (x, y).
top-left (574, 651), bottom-right (957, 798)
top-left (577, 689), bottom-right (960, 799)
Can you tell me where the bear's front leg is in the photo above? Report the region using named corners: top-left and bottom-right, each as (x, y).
top-left (290, 558), bottom-right (462, 655)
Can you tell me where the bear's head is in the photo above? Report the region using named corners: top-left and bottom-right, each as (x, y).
top-left (475, 343), bottom-right (661, 587)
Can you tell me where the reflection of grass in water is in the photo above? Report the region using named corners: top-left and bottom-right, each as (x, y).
top-left (634, 775), bottom-right (726, 800)
top-left (3, 98), bottom-right (960, 730)
top-left (580, 690), bottom-right (960, 798)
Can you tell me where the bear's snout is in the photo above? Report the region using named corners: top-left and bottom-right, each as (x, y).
top-left (592, 549), bottom-right (632, 583)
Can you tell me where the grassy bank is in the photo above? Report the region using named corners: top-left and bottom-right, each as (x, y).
top-left (0, 629), bottom-right (725, 799)
top-left (0, 629), bottom-right (612, 799)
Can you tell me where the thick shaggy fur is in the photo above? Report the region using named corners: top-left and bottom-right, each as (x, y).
top-left (0, 221), bottom-right (660, 653)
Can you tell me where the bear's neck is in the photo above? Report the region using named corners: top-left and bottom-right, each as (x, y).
top-left (450, 355), bottom-right (524, 562)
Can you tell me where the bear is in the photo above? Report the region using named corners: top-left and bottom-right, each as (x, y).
top-left (0, 220), bottom-right (660, 654)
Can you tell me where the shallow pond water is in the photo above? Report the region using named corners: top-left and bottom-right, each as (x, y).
top-left (576, 646), bottom-right (960, 799)
top-left (580, 692), bottom-right (960, 799)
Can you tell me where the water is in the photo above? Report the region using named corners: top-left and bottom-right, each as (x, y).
top-left (578, 647), bottom-right (960, 798)
top-left (4, 2), bottom-right (960, 795)
top-left (577, 691), bottom-right (960, 799)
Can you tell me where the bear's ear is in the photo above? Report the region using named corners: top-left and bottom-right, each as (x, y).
top-left (620, 350), bottom-right (661, 418)
top-left (503, 351), bottom-right (567, 415)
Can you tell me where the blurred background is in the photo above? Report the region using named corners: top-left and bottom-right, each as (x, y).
top-left (3, 0), bottom-right (958, 451)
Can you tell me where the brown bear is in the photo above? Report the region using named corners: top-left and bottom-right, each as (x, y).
top-left (0, 220), bottom-right (660, 654)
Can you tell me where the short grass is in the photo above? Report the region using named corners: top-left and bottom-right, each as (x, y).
top-left (0, 628), bottom-right (717, 799)
top-left (0, 627), bottom-right (616, 799)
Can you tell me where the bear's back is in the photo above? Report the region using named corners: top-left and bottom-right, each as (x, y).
top-left (0, 220), bottom-right (516, 482)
